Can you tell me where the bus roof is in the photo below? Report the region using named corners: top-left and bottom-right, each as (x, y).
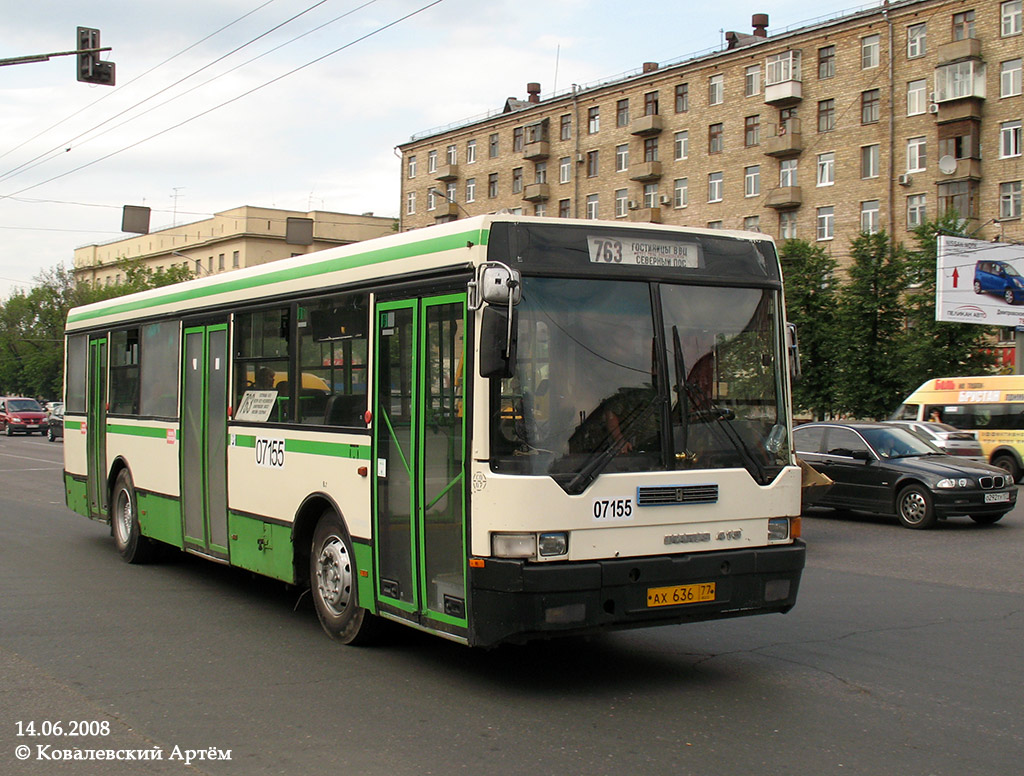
top-left (66, 215), bottom-right (775, 332)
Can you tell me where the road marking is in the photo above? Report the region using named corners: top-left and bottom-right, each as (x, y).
top-left (0, 451), bottom-right (64, 465)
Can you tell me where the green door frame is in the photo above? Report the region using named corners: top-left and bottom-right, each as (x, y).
top-left (86, 336), bottom-right (108, 519)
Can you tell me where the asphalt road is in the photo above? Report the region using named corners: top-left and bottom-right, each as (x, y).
top-left (1, 434), bottom-right (1022, 775)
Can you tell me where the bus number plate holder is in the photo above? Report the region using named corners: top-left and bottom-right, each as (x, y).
top-left (646, 582), bottom-right (716, 608)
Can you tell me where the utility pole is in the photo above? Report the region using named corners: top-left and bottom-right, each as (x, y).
top-left (0, 27), bottom-right (115, 85)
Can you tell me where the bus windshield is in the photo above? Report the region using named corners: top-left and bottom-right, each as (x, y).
top-left (491, 276), bottom-right (790, 491)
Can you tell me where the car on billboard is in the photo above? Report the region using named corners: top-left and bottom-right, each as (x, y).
top-left (973, 260), bottom-right (1024, 304)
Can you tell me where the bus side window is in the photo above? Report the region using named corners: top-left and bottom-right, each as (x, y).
top-left (893, 403), bottom-right (919, 420)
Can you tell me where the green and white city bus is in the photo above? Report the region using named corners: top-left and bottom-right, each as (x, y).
top-left (63, 215), bottom-right (805, 647)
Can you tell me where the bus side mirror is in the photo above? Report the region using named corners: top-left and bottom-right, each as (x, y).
top-left (786, 323), bottom-right (802, 383)
top-left (479, 306), bottom-right (518, 378)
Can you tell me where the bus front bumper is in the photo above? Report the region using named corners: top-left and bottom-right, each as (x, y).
top-left (468, 540), bottom-right (806, 647)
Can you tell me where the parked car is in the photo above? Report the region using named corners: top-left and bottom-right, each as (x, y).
top-left (794, 421), bottom-right (1016, 529)
top-left (883, 420), bottom-right (986, 463)
top-left (47, 402), bottom-right (64, 442)
top-left (0, 396), bottom-right (48, 436)
top-left (974, 260), bottom-right (1024, 304)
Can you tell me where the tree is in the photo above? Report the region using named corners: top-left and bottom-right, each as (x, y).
top-left (901, 214), bottom-right (996, 386)
top-left (780, 239), bottom-right (840, 419)
top-left (835, 231), bottom-right (907, 419)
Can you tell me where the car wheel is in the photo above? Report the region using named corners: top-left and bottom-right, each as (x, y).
top-left (896, 484), bottom-right (936, 529)
top-left (974, 280), bottom-right (982, 294)
top-left (1006, 288), bottom-right (1017, 305)
top-left (110, 469), bottom-right (155, 563)
top-left (47, 427), bottom-right (55, 441)
top-left (310, 509), bottom-right (380, 645)
top-left (4, 424), bottom-right (11, 436)
top-left (969, 512), bottom-right (1007, 525)
top-left (991, 453), bottom-right (1020, 483)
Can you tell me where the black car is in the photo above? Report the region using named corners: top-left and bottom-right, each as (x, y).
top-left (47, 402), bottom-right (64, 442)
top-left (794, 421), bottom-right (1016, 529)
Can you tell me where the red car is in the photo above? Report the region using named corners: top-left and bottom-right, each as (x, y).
top-left (0, 397), bottom-right (48, 435)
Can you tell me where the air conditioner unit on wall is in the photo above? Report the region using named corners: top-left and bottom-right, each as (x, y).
top-left (898, 173), bottom-right (912, 186)
top-left (928, 103), bottom-right (939, 114)
top-left (659, 194), bottom-right (671, 205)
top-left (628, 200), bottom-right (639, 210)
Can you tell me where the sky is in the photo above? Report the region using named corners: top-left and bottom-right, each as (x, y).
top-left (0, 0), bottom-right (880, 298)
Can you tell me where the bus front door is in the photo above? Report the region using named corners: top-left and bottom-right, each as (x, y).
top-left (373, 294), bottom-right (468, 636)
top-left (86, 336), bottom-right (108, 519)
top-left (180, 323), bottom-right (229, 558)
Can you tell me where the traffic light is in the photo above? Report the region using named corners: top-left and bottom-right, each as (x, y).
top-left (76, 27), bottom-right (114, 85)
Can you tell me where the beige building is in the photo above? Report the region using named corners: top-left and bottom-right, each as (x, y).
top-left (398, 0), bottom-right (1024, 268)
top-left (74, 206), bottom-right (396, 286)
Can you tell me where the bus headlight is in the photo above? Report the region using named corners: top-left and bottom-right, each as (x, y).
top-left (491, 533), bottom-right (536, 559)
top-left (538, 532), bottom-right (568, 557)
top-left (768, 517), bottom-right (792, 542)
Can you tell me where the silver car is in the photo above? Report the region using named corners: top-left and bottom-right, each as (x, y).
top-left (884, 421), bottom-right (986, 463)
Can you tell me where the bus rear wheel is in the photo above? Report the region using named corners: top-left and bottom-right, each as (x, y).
top-left (991, 453), bottom-right (1021, 483)
top-left (310, 510), bottom-right (379, 645)
top-left (111, 469), bottom-right (154, 563)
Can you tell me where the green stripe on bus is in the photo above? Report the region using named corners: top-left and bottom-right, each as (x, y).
top-left (107, 423), bottom-right (177, 439)
top-left (232, 434), bottom-right (370, 460)
top-left (67, 228), bottom-right (488, 324)
top-left (64, 420), bottom-right (82, 430)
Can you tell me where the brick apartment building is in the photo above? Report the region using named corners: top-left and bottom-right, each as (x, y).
top-left (397, 0), bottom-right (1024, 269)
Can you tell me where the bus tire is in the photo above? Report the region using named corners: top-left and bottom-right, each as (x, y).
top-left (991, 453), bottom-right (1020, 483)
top-left (111, 469), bottom-right (155, 563)
top-left (310, 510), bottom-right (379, 645)
top-left (896, 484), bottom-right (936, 529)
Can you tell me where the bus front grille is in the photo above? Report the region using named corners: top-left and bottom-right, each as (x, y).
top-left (636, 484), bottom-right (719, 507)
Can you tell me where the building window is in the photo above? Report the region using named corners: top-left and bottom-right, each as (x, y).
top-left (818, 45), bottom-right (835, 79)
top-left (466, 178), bottom-right (476, 203)
top-left (708, 172), bottom-right (723, 202)
top-left (427, 189), bottom-right (436, 211)
top-left (534, 203), bottom-right (546, 217)
top-left (534, 162), bottom-right (546, 184)
top-left (466, 140), bottom-right (476, 164)
top-left (1002, 1), bottom-right (1022, 37)
top-left (489, 134), bottom-right (499, 158)
top-left (232, 250), bottom-right (239, 268)
top-left (643, 137), bottom-right (659, 162)
top-left (427, 150), bottom-right (437, 173)
top-left (817, 99), bottom-right (835, 132)
top-left (907, 79), bottom-right (927, 115)
top-left (446, 144), bottom-right (457, 165)
top-left (446, 181), bottom-right (456, 203)
top-left (643, 183), bottom-right (659, 208)
top-left (861, 144), bottom-right (881, 178)
top-left (512, 167), bottom-right (523, 193)
top-left (937, 180), bottom-right (977, 218)
top-left (1002, 121), bottom-right (1023, 158)
top-left (907, 137), bottom-right (927, 172)
top-left (953, 10), bottom-right (975, 41)
top-left (744, 165), bottom-right (760, 197)
top-left (488, 173), bottom-right (498, 198)
top-left (816, 206), bottom-right (834, 241)
top-left (907, 23), bottom-right (927, 58)
top-left (743, 216), bottom-right (760, 232)
top-left (644, 91), bottom-right (659, 115)
top-left (1001, 181), bottom-right (1023, 219)
top-left (939, 121), bottom-right (980, 160)
top-left (766, 50), bottom-right (801, 85)
top-left (617, 98), bottom-right (630, 127)
top-left (586, 194), bottom-right (599, 219)
top-left (708, 74), bottom-right (724, 105)
top-left (817, 152), bottom-right (835, 186)
top-left (708, 123), bottom-right (723, 154)
top-left (707, 221), bottom-right (723, 230)
top-left (675, 83), bottom-right (689, 112)
top-left (588, 106), bottom-right (600, 134)
top-left (861, 89), bottom-right (880, 124)
top-left (780, 210), bottom-right (797, 240)
top-left (560, 114), bottom-right (572, 141)
top-left (745, 65), bottom-right (761, 97)
top-left (407, 155), bottom-right (416, 178)
top-left (218, 253), bottom-right (225, 271)
top-left (1002, 59), bottom-right (1023, 97)
top-left (860, 200), bottom-right (880, 234)
top-left (935, 60), bottom-right (984, 101)
top-left (674, 178), bottom-right (688, 208)
top-left (861, 34), bottom-right (880, 69)
top-left (744, 115), bottom-right (760, 147)
top-left (615, 189), bottom-right (629, 218)
top-left (611, 144), bottom-right (627, 172)
top-left (586, 150), bottom-right (599, 177)
top-left (559, 199), bottom-right (570, 218)
top-left (780, 158), bottom-right (798, 188)
top-left (512, 128), bottom-right (524, 153)
top-left (907, 194), bottom-right (927, 228)
top-left (674, 130), bottom-right (689, 160)
top-left (559, 156), bottom-right (571, 184)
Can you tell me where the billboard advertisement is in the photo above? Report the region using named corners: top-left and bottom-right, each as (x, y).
top-left (937, 236), bottom-right (1024, 326)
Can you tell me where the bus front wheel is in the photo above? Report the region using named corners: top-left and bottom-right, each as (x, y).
top-left (310, 511), bottom-right (379, 645)
top-left (991, 453), bottom-right (1021, 483)
top-left (111, 469), bottom-right (154, 563)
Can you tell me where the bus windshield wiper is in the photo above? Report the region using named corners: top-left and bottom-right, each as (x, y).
top-left (561, 393), bottom-right (665, 496)
top-left (672, 326), bottom-right (691, 463)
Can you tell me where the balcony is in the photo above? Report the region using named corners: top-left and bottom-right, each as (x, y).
top-left (763, 119), bottom-right (803, 158)
top-left (936, 97), bottom-right (983, 123)
top-left (936, 37), bottom-right (981, 65)
top-left (432, 202), bottom-right (459, 220)
top-left (938, 157), bottom-right (982, 181)
top-left (765, 186), bottom-right (802, 209)
top-left (522, 141), bottom-right (549, 161)
top-left (630, 114), bottom-right (664, 137)
top-left (522, 183), bottom-right (550, 202)
top-left (629, 207), bottom-right (662, 224)
top-left (764, 79), bottom-right (802, 106)
top-left (629, 161), bottom-right (663, 182)
top-left (434, 164), bottom-right (459, 181)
